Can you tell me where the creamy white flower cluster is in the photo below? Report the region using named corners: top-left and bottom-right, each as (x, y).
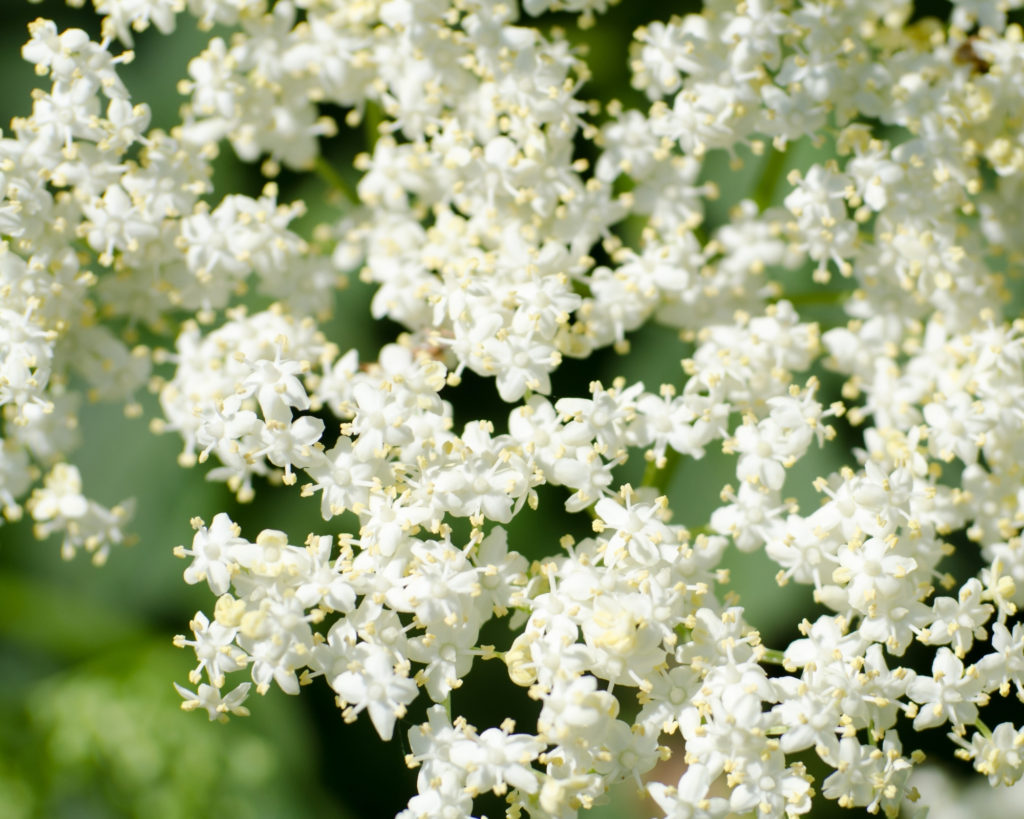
top-left (6, 0), bottom-right (1024, 816)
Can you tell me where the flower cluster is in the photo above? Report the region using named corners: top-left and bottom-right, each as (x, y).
top-left (5, 0), bottom-right (1024, 817)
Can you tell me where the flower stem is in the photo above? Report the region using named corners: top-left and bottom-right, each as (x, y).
top-left (313, 156), bottom-right (359, 205)
top-left (364, 101), bottom-right (383, 151)
top-left (782, 289), bottom-right (851, 308)
top-left (642, 448), bottom-right (681, 496)
top-left (760, 647), bottom-right (787, 666)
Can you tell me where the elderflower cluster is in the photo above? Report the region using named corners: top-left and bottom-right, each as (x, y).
top-left (6, 0), bottom-right (1024, 816)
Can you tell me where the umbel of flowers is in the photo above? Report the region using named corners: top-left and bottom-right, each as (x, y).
top-left (3, 0), bottom-right (1024, 816)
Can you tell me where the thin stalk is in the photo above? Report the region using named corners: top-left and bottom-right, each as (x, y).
top-left (313, 156), bottom-right (359, 205)
top-left (760, 647), bottom-right (787, 666)
top-left (782, 289), bottom-right (851, 308)
top-left (364, 101), bottom-right (383, 151)
top-left (642, 448), bottom-right (681, 496)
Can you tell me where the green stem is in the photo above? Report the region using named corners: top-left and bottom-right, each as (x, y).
top-left (642, 448), bottom-right (681, 496)
top-left (781, 289), bottom-right (852, 308)
top-left (313, 156), bottom-right (359, 205)
top-left (570, 277), bottom-right (592, 299)
top-left (760, 647), bottom-right (787, 666)
top-left (364, 101), bottom-right (383, 151)
top-left (752, 147), bottom-right (789, 211)
top-left (975, 717), bottom-right (992, 738)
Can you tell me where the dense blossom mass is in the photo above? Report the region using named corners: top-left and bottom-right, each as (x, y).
top-left (4, 0), bottom-right (1024, 816)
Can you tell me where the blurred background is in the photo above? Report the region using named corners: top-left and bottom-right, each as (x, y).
top-left (0, 1), bottom-right (1013, 817)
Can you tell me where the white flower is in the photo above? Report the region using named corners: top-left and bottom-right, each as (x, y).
top-left (959, 722), bottom-right (1024, 786)
top-left (174, 611), bottom-right (248, 688)
top-left (977, 621), bottom-right (1024, 700)
top-left (330, 642), bottom-right (418, 741)
top-left (13, 3), bottom-right (1024, 817)
top-left (906, 648), bottom-right (986, 732)
top-left (832, 536), bottom-right (918, 616)
top-left (648, 763), bottom-right (729, 819)
top-left (175, 512), bottom-right (246, 595)
top-left (174, 681), bottom-right (251, 722)
top-left (449, 724), bottom-right (545, 796)
top-left (919, 578), bottom-right (994, 658)
top-left (27, 463), bottom-right (88, 522)
top-left (821, 732), bottom-right (915, 813)
top-left (728, 750), bottom-right (812, 817)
